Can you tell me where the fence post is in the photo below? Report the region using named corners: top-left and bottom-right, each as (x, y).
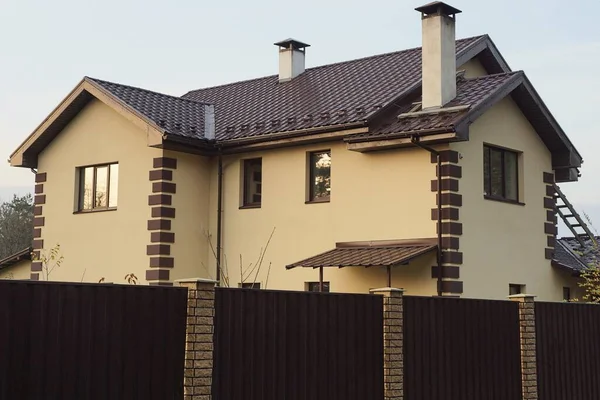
top-left (370, 287), bottom-right (404, 400)
top-left (509, 294), bottom-right (538, 400)
top-left (177, 278), bottom-right (217, 400)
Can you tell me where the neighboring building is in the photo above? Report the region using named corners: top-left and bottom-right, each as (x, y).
top-left (0, 248), bottom-right (32, 280)
top-left (8, 2), bottom-right (584, 300)
top-left (552, 236), bottom-right (599, 301)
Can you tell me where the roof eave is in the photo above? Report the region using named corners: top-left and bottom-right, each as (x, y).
top-left (0, 247), bottom-right (32, 270)
top-left (9, 78), bottom-right (167, 169)
top-left (452, 72), bottom-right (582, 182)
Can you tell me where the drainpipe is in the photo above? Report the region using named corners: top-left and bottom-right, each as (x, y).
top-left (216, 149), bottom-right (223, 287)
top-left (410, 136), bottom-right (443, 297)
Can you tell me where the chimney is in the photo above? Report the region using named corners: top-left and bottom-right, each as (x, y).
top-left (415, 2), bottom-right (462, 109)
top-left (274, 39), bottom-right (310, 82)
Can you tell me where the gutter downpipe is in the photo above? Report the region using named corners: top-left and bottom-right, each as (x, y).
top-left (216, 148), bottom-right (223, 287)
top-left (410, 135), bottom-right (443, 297)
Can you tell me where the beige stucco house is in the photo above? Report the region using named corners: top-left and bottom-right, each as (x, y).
top-left (0, 248), bottom-right (32, 280)
top-left (8, 2), bottom-right (584, 300)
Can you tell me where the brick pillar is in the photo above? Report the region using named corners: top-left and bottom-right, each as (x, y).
top-left (177, 278), bottom-right (217, 400)
top-left (509, 294), bottom-right (538, 400)
top-left (370, 287), bottom-right (404, 400)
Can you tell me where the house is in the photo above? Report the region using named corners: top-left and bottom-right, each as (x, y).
top-left (552, 236), bottom-right (599, 300)
top-left (8, 2), bottom-right (583, 300)
top-left (0, 248), bottom-right (32, 280)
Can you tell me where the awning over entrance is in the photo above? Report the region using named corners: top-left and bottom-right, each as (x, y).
top-left (286, 238), bottom-right (437, 269)
top-left (286, 238), bottom-right (438, 290)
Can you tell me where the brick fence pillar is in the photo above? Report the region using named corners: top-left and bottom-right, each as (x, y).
top-left (509, 294), bottom-right (538, 400)
top-left (177, 278), bottom-right (217, 400)
top-left (370, 287), bottom-right (404, 400)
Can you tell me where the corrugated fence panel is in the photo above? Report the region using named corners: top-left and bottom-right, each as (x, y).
top-left (212, 287), bottom-right (384, 400)
top-left (403, 296), bottom-right (522, 400)
top-left (0, 280), bottom-right (188, 400)
top-left (536, 301), bottom-right (600, 400)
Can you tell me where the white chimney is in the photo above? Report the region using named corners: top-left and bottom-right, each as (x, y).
top-left (274, 39), bottom-right (310, 82)
top-left (415, 2), bottom-right (462, 109)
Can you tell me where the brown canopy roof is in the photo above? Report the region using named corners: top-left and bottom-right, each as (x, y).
top-left (286, 239), bottom-right (437, 269)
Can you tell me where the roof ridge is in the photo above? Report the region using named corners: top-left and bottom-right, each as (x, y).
top-left (183, 35), bottom-right (487, 97)
top-left (86, 77), bottom-right (211, 107)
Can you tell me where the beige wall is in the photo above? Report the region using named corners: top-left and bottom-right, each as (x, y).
top-left (38, 99), bottom-right (162, 284)
top-left (164, 150), bottom-right (212, 281)
top-left (459, 58), bottom-right (488, 78)
top-left (453, 96), bottom-right (569, 301)
top-left (206, 142), bottom-right (439, 294)
top-left (0, 260), bottom-right (31, 280)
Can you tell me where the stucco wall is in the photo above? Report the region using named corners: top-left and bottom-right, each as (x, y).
top-left (0, 260), bottom-right (31, 280)
top-left (453, 96), bottom-right (570, 301)
top-left (206, 142), bottom-right (438, 294)
top-left (459, 58), bottom-right (488, 78)
top-left (38, 99), bottom-right (162, 284)
top-left (164, 150), bottom-right (212, 281)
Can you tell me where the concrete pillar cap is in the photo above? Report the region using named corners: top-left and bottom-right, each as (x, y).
top-left (507, 294), bottom-right (537, 300)
top-left (370, 287), bottom-right (405, 294)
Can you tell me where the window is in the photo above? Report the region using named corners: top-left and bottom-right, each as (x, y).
top-left (306, 281), bottom-right (330, 292)
top-left (563, 287), bottom-right (571, 302)
top-left (240, 282), bottom-right (261, 289)
top-left (484, 145), bottom-right (518, 202)
top-left (78, 163), bottom-right (119, 211)
top-left (308, 150), bottom-right (331, 202)
top-left (509, 284), bottom-right (525, 296)
top-left (242, 158), bottom-right (262, 207)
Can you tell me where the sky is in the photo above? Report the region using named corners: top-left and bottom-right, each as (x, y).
top-left (0, 0), bottom-right (598, 234)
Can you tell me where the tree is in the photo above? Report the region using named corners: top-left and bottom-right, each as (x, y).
top-left (0, 194), bottom-right (34, 259)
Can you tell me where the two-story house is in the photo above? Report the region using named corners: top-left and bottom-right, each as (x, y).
top-left (8, 2), bottom-right (583, 300)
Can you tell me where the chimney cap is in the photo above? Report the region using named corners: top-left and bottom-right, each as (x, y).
top-left (415, 1), bottom-right (462, 17)
top-left (274, 38), bottom-right (311, 50)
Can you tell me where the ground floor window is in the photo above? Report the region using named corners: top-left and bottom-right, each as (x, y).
top-left (509, 284), bottom-right (525, 296)
top-left (306, 281), bottom-right (330, 292)
top-left (240, 282), bottom-right (261, 289)
top-left (563, 287), bottom-right (571, 301)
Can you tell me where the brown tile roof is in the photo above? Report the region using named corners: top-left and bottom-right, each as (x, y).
top-left (183, 36), bottom-right (486, 141)
top-left (286, 239), bottom-right (437, 269)
top-left (88, 77), bottom-right (211, 139)
top-left (358, 72), bottom-right (521, 138)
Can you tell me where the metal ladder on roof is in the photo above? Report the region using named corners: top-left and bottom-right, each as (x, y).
top-left (554, 183), bottom-right (598, 248)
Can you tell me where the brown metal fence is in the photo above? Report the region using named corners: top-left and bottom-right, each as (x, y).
top-left (403, 296), bottom-right (522, 400)
top-left (0, 280), bottom-right (188, 400)
top-left (212, 287), bottom-right (384, 400)
top-left (536, 301), bottom-right (600, 400)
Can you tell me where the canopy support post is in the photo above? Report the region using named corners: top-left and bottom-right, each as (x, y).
top-left (387, 265), bottom-right (392, 288)
top-left (319, 266), bottom-right (324, 292)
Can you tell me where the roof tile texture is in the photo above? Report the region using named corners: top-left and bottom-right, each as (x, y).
top-left (287, 244), bottom-right (437, 268)
top-left (183, 36), bottom-right (485, 141)
top-left (88, 77), bottom-right (209, 139)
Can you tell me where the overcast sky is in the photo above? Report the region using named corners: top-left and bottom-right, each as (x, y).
top-left (0, 0), bottom-right (598, 233)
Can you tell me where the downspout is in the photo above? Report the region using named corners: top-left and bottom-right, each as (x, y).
top-left (410, 136), bottom-right (443, 297)
top-left (216, 149), bottom-right (223, 287)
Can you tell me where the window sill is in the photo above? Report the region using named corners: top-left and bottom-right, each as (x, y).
top-left (73, 207), bottom-right (118, 215)
top-left (305, 199), bottom-right (330, 205)
top-left (239, 204), bottom-right (261, 210)
top-left (484, 195), bottom-right (525, 206)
